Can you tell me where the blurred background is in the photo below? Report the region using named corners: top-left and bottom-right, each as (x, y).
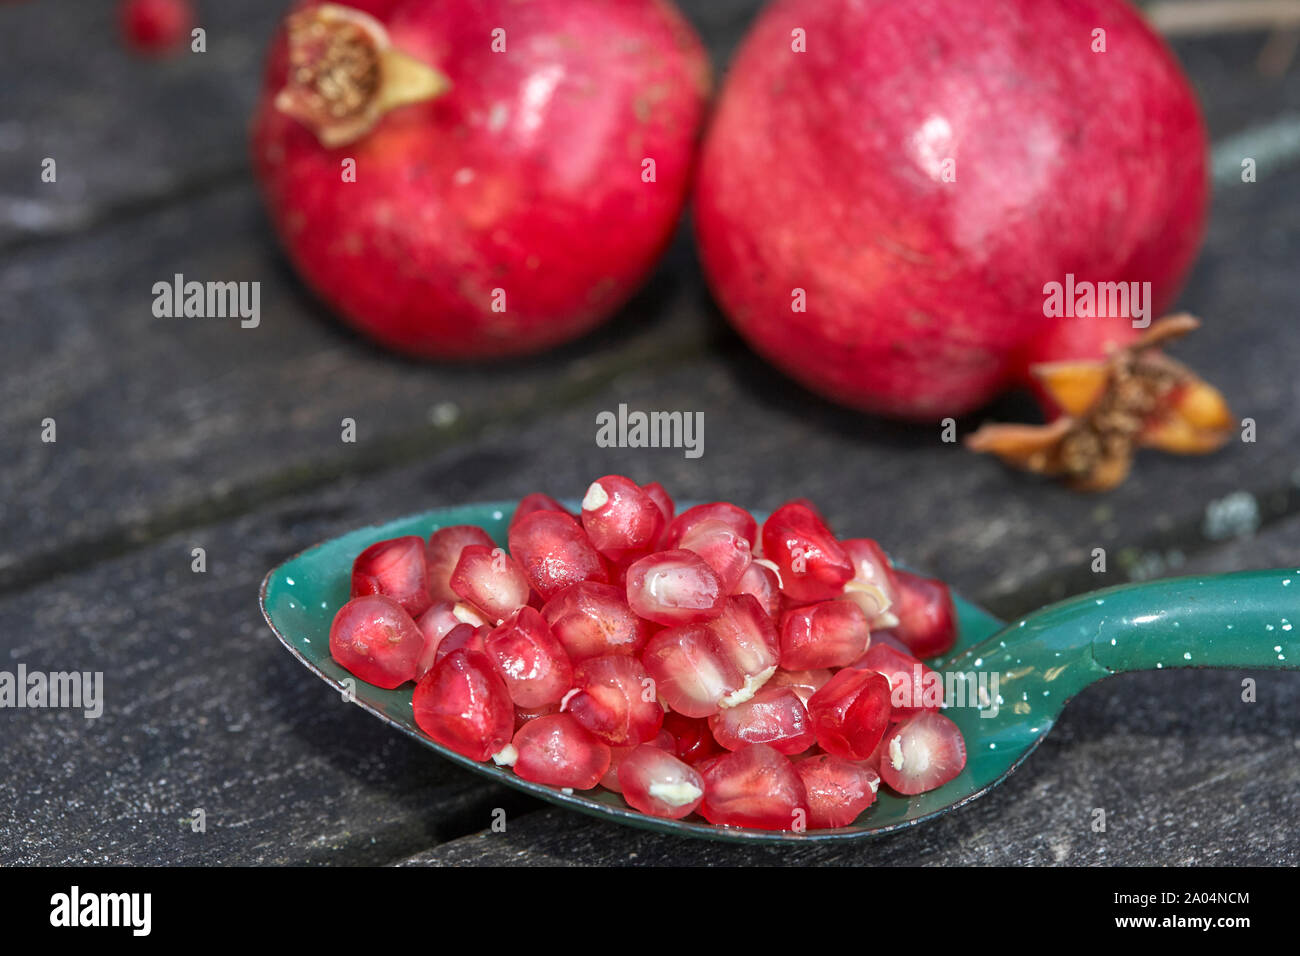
top-left (1, 0), bottom-right (1298, 865)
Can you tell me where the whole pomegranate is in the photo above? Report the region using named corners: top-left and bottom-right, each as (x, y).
top-left (252, 1), bottom-right (710, 358)
top-left (695, 0), bottom-right (1210, 422)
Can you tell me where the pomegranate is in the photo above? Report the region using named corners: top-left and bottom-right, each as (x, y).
top-left (350, 535), bottom-right (433, 616)
top-left (796, 754), bottom-right (880, 829)
top-left (120, 0), bottom-right (193, 56)
top-left (694, 0), bottom-right (1232, 489)
top-left (251, 0), bottom-right (710, 359)
top-left (878, 711), bottom-right (968, 795)
top-left (425, 525), bottom-right (494, 602)
top-left (618, 745), bottom-right (705, 819)
top-left (483, 607), bottom-right (573, 709)
top-left (698, 744), bottom-right (809, 831)
top-left (412, 648), bottom-right (514, 760)
top-left (329, 594), bottom-right (424, 688)
top-left (511, 714), bottom-right (611, 790)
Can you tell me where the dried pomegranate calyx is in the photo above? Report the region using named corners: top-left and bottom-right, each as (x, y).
top-left (966, 314), bottom-right (1233, 491)
top-left (275, 4), bottom-right (450, 148)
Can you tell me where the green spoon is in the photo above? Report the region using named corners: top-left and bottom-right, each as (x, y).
top-left (259, 501), bottom-right (1300, 844)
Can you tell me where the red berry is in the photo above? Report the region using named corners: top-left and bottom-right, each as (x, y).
top-left (760, 501), bottom-right (853, 603)
top-left (413, 649), bottom-right (514, 761)
top-left (767, 667), bottom-right (833, 707)
top-left (698, 744), bottom-right (809, 831)
top-left (625, 549), bottom-right (725, 626)
top-left (661, 712), bottom-right (723, 766)
top-left (795, 754), bottom-right (880, 829)
top-left (878, 711), bottom-right (967, 795)
top-left (509, 493), bottom-right (571, 535)
top-left (708, 685), bottom-right (814, 756)
top-left (563, 654), bottom-right (664, 746)
top-left (664, 502), bottom-right (758, 549)
top-left (678, 518), bottom-right (752, 593)
top-left (350, 535), bottom-right (433, 616)
top-left (541, 581), bottom-right (652, 661)
top-left (641, 625), bottom-right (744, 718)
top-left (779, 599), bottom-right (870, 670)
top-left (641, 482), bottom-right (676, 530)
top-left (730, 559), bottom-right (782, 618)
top-left (426, 525), bottom-right (495, 603)
top-left (601, 731), bottom-right (675, 791)
top-left (806, 668), bottom-right (892, 761)
top-left (483, 607), bottom-right (574, 709)
top-left (328, 595), bottom-right (424, 688)
top-left (450, 544), bottom-right (530, 623)
top-left (580, 475), bottom-right (665, 561)
top-left (514, 703), bottom-right (559, 730)
top-left (851, 643), bottom-right (943, 715)
top-left (841, 538), bottom-right (901, 628)
top-left (890, 569), bottom-right (959, 659)
top-left (508, 510), bottom-right (607, 601)
top-left (511, 714), bottom-right (611, 790)
top-left (431, 622), bottom-right (488, 667)
top-left (705, 594), bottom-right (780, 698)
top-left (619, 745), bottom-right (706, 819)
top-left (119, 0), bottom-right (192, 57)
top-left (251, 0), bottom-right (710, 360)
top-left (413, 600), bottom-right (483, 678)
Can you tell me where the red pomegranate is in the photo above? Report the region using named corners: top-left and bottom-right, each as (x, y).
top-left (694, 0), bottom-right (1231, 488)
top-left (252, 0), bottom-right (710, 359)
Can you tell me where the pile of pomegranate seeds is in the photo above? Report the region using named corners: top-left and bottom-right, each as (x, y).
top-left (327, 477), bottom-right (967, 831)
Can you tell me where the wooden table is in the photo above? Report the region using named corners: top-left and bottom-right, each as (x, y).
top-left (2, 0), bottom-right (1298, 866)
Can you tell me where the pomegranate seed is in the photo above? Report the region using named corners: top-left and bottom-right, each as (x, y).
top-left (509, 492), bottom-right (571, 534)
top-left (641, 481), bottom-right (676, 529)
top-left (541, 581), bottom-right (653, 661)
top-left (795, 754), bottom-right (880, 829)
top-left (706, 594), bottom-right (780, 704)
top-left (483, 607), bottom-right (574, 709)
top-left (806, 667), bottom-right (892, 760)
top-left (708, 684), bottom-right (815, 755)
top-left (511, 713), bottom-right (611, 790)
top-left (426, 525), bottom-right (495, 602)
top-left (514, 702), bottom-right (559, 730)
top-left (779, 599), bottom-right (870, 669)
top-left (450, 544), bottom-right (530, 623)
top-left (662, 711), bottom-right (723, 765)
top-left (760, 501), bottom-right (853, 602)
top-left (664, 502), bottom-right (758, 549)
top-left (767, 667), bottom-right (833, 706)
top-left (562, 654), bottom-right (664, 746)
top-left (329, 595), bottom-right (424, 689)
top-left (413, 600), bottom-right (466, 677)
top-left (841, 538), bottom-right (901, 628)
top-left (507, 510), bottom-right (608, 600)
top-left (678, 518), bottom-right (752, 592)
top-left (601, 730), bottom-right (675, 791)
top-left (851, 643), bottom-right (942, 714)
top-left (890, 569), bottom-right (959, 658)
top-left (730, 558), bottom-right (782, 618)
top-left (698, 743), bottom-right (809, 831)
top-left (619, 745), bottom-right (707, 819)
top-left (625, 549), bottom-right (726, 626)
top-left (878, 711), bottom-right (967, 795)
top-left (432, 622), bottom-right (487, 666)
top-left (350, 536), bottom-right (433, 616)
top-left (642, 624), bottom-right (745, 718)
top-left (412, 649), bottom-right (513, 761)
top-left (579, 475), bottom-right (665, 561)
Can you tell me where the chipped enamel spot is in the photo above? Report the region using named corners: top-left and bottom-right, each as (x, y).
top-left (491, 744), bottom-right (518, 767)
top-left (648, 780), bottom-right (703, 807)
top-left (582, 481), bottom-right (609, 512)
top-left (718, 666), bottom-right (777, 709)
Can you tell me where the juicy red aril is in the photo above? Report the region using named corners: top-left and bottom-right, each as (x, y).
top-left (510, 713), bottom-right (611, 790)
top-left (600, 731), bottom-right (675, 791)
top-left (432, 622), bottom-right (486, 667)
top-left (514, 703), bottom-right (559, 730)
top-left (329, 594), bottom-right (424, 689)
top-left (890, 569), bottom-right (959, 658)
top-left (541, 581), bottom-right (653, 661)
top-left (641, 481), bottom-right (676, 530)
top-left (678, 518), bottom-right (752, 592)
top-left (563, 654), bottom-right (664, 746)
top-left (413, 600), bottom-right (473, 678)
top-left (730, 559), bottom-right (782, 618)
top-left (852, 642), bottom-right (942, 714)
top-left (767, 667), bottom-right (833, 706)
top-left (509, 492), bottom-right (571, 534)
top-left (449, 544), bottom-right (530, 623)
top-left (779, 599), bottom-right (870, 670)
top-left (841, 538), bottom-right (901, 628)
top-left (412, 649), bottom-right (513, 761)
top-left (580, 475), bottom-right (665, 561)
top-left (483, 607), bottom-right (574, 709)
top-left (642, 624), bottom-right (745, 718)
top-left (426, 525), bottom-right (495, 602)
top-left (878, 711), bottom-right (967, 795)
top-left (698, 743), bottom-right (809, 831)
top-left (619, 745), bottom-right (707, 819)
top-left (706, 594), bottom-right (780, 699)
top-left (625, 549), bottom-right (725, 626)
top-left (664, 502), bottom-right (759, 549)
top-left (708, 685), bottom-right (815, 755)
top-left (662, 711), bottom-right (723, 766)
top-left (795, 754), bottom-right (880, 828)
top-left (761, 501), bottom-right (854, 602)
top-left (508, 510), bottom-right (607, 601)
top-left (807, 667), bottom-right (893, 760)
top-left (350, 535), bottom-right (433, 616)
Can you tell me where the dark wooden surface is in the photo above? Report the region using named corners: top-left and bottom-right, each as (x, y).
top-left (2, 0), bottom-right (1298, 865)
